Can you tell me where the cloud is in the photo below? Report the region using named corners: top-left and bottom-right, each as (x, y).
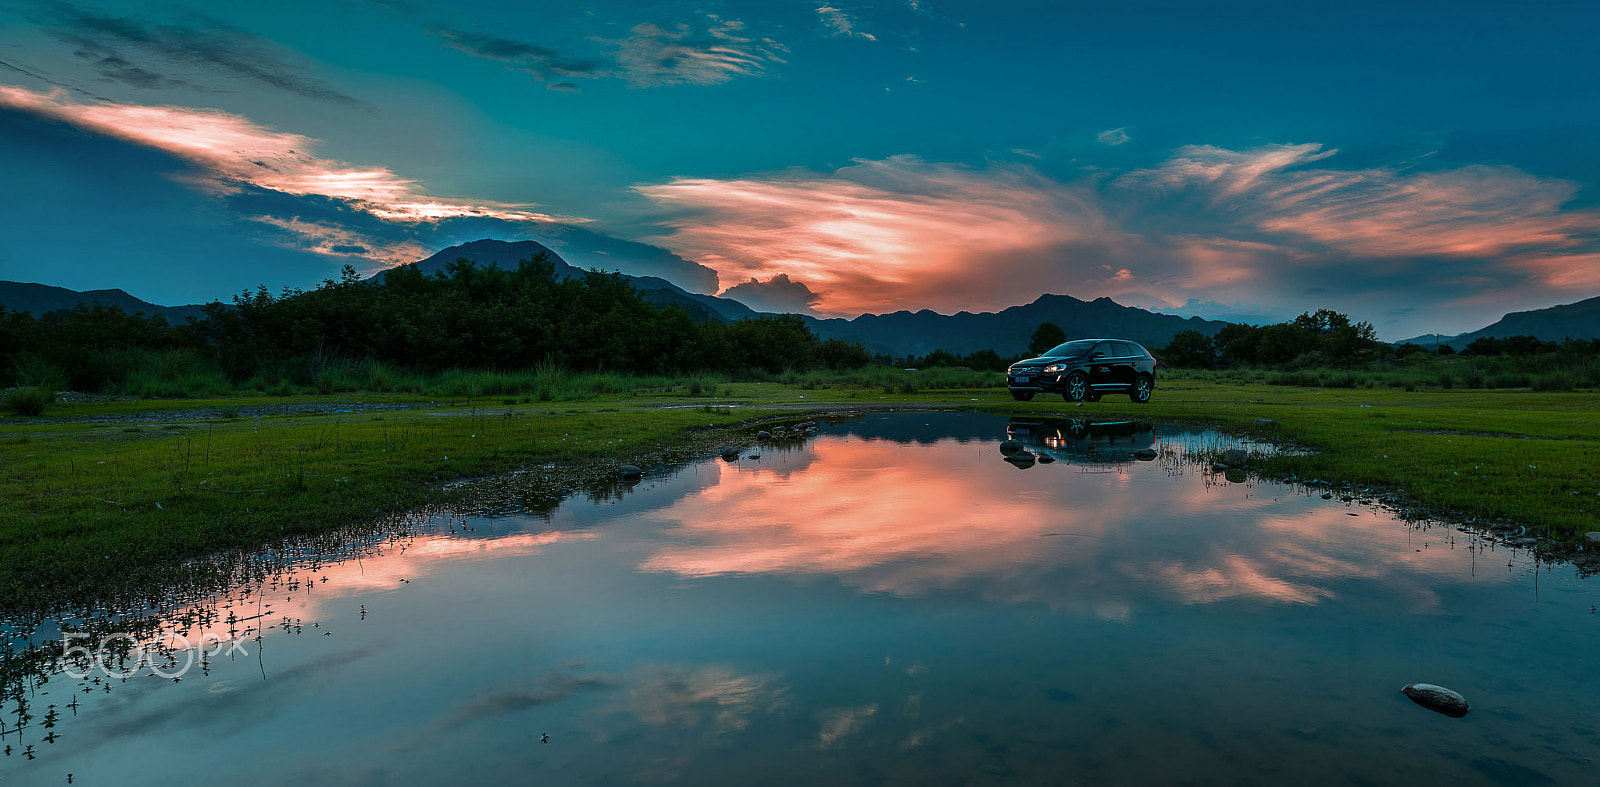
top-left (1121, 143), bottom-right (1595, 260)
top-left (637, 155), bottom-right (1106, 315)
top-left (428, 26), bottom-right (602, 81)
top-left (817, 5), bottom-right (876, 41)
top-left (1138, 297), bottom-right (1288, 325)
top-left (614, 17), bottom-right (786, 87)
top-left (424, 15), bottom-right (782, 90)
top-left (0, 85), bottom-right (567, 265)
top-left (721, 273), bottom-right (822, 313)
top-left (438, 666), bottom-right (610, 729)
top-left (628, 665), bottom-right (789, 735)
top-left (1097, 127), bottom-right (1130, 146)
top-left (817, 704), bottom-right (877, 749)
top-left (33, 1), bottom-right (365, 106)
top-left (637, 145), bottom-right (1600, 335)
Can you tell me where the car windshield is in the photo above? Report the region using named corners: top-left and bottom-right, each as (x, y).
top-left (1041, 340), bottom-right (1100, 357)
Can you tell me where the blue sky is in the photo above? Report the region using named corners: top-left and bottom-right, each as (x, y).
top-left (2, 0), bottom-right (1598, 338)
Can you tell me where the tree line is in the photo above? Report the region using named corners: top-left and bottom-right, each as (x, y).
top-left (1, 255), bottom-right (872, 392)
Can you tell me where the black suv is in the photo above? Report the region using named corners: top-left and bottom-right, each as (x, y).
top-left (1006, 339), bottom-right (1158, 403)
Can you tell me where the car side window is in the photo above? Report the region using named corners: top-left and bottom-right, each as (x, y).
top-left (1118, 342), bottom-right (1139, 358)
top-left (1104, 342), bottom-right (1127, 358)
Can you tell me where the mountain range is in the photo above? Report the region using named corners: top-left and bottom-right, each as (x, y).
top-left (7, 238), bottom-right (1599, 357)
top-left (0, 280), bottom-right (209, 324)
top-left (402, 240), bottom-right (1230, 355)
top-left (1398, 295), bottom-right (1600, 349)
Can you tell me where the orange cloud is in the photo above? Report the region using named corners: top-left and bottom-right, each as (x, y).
top-left (1135, 144), bottom-right (1600, 261)
top-left (636, 156), bottom-right (1108, 315)
top-left (0, 85), bottom-right (566, 262)
top-left (144, 528), bottom-right (593, 652)
top-left (638, 146), bottom-right (1600, 324)
top-left (636, 437), bottom-right (1516, 613)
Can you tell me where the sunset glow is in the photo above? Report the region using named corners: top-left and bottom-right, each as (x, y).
top-left (2, 0), bottom-right (1598, 334)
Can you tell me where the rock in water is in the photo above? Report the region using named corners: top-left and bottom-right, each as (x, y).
top-left (999, 439), bottom-right (1024, 456)
top-left (720, 447), bottom-right (740, 461)
top-left (757, 430), bottom-right (772, 441)
top-left (617, 465), bottom-right (643, 480)
top-left (1224, 468), bottom-right (1248, 484)
top-left (1036, 454), bottom-right (1056, 464)
top-left (1402, 683), bottom-right (1470, 717)
top-left (1221, 448), bottom-right (1248, 467)
top-left (1254, 418), bottom-right (1276, 427)
top-left (1003, 450), bottom-right (1036, 468)
top-left (1132, 448), bottom-right (1157, 461)
top-left (1586, 532), bottom-right (1600, 544)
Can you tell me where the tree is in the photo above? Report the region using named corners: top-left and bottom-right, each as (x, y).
top-left (1213, 323), bottom-right (1263, 364)
top-left (1256, 323), bottom-right (1316, 364)
top-left (1028, 322), bottom-right (1067, 356)
top-left (1159, 330), bottom-right (1215, 368)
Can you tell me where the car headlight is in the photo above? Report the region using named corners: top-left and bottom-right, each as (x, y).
top-left (1042, 363), bottom-right (1067, 373)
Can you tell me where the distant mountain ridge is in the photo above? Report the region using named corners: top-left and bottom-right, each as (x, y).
top-left (19, 237), bottom-right (1480, 358)
top-left (1398, 294), bottom-right (1600, 348)
top-left (412, 239), bottom-right (1232, 356)
top-left (399, 239), bottom-right (760, 324)
top-left (3, 239), bottom-right (1237, 356)
top-left (0, 280), bottom-right (208, 324)
top-left (804, 295), bottom-right (1234, 357)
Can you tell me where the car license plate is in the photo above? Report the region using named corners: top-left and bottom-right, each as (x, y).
top-left (1015, 376), bottom-right (1029, 383)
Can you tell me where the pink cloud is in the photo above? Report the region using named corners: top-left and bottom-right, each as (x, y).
top-left (1131, 144), bottom-right (1600, 261)
top-left (637, 156), bottom-right (1108, 315)
top-left (0, 85), bottom-right (567, 263)
top-left (638, 145), bottom-right (1600, 328)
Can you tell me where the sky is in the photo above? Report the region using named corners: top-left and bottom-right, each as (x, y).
top-left (1, 0), bottom-right (1598, 339)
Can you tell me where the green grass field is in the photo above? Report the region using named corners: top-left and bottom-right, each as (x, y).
top-left (2, 380), bottom-right (1596, 617)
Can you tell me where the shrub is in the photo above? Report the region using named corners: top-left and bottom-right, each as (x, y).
top-left (12, 357), bottom-right (67, 392)
top-left (1533, 371), bottom-right (1576, 392)
top-left (3, 386), bottom-right (52, 416)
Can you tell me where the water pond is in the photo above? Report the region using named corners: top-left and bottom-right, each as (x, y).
top-left (3, 413), bottom-right (1597, 785)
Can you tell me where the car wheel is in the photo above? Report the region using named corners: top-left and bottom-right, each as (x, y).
top-left (1130, 375), bottom-right (1153, 403)
top-left (1063, 372), bottom-right (1088, 402)
top-left (1010, 390), bottom-right (1034, 402)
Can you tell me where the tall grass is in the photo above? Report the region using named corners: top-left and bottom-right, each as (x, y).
top-left (778, 365), bottom-right (1002, 392)
top-left (114, 349), bottom-right (231, 398)
top-left (6, 357), bottom-right (65, 416)
top-left (12, 356), bottom-right (67, 392)
top-left (3, 387), bottom-right (53, 416)
top-left (1168, 354), bottom-right (1600, 391)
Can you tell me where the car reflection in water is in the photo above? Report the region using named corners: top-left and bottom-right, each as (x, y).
top-left (1006, 417), bottom-right (1156, 464)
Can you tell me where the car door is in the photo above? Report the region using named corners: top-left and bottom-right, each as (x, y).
top-left (1087, 341), bottom-right (1118, 389)
top-left (1111, 341), bottom-right (1138, 387)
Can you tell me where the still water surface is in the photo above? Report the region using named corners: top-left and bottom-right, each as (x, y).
top-left (4, 413), bottom-right (1597, 785)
